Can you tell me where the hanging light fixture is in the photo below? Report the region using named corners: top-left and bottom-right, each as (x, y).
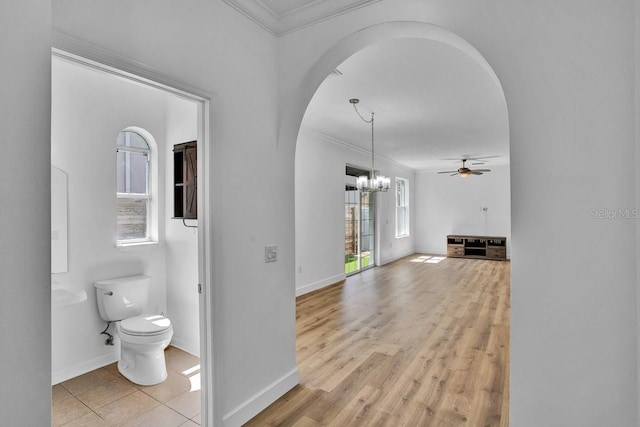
top-left (349, 98), bottom-right (390, 192)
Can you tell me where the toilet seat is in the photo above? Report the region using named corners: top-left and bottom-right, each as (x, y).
top-left (120, 314), bottom-right (172, 337)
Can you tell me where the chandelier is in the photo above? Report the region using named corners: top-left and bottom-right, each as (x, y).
top-left (349, 98), bottom-right (390, 192)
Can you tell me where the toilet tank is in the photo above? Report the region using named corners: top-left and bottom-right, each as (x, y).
top-left (94, 275), bottom-right (150, 321)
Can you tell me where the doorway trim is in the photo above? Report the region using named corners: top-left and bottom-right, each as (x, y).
top-left (52, 31), bottom-right (216, 426)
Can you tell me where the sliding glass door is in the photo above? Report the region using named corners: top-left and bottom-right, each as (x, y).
top-left (345, 186), bottom-right (375, 275)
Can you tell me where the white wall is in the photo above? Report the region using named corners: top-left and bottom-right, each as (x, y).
top-left (295, 128), bottom-right (415, 296)
top-left (636, 1), bottom-right (640, 421)
top-left (164, 95), bottom-right (200, 356)
top-left (0, 1), bottom-right (51, 424)
top-left (278, 3), bottom-right (637, 426)
top-left (499, 2), bottom-right (636, 423)
top-left (415, 165), bottom-right (511, 256)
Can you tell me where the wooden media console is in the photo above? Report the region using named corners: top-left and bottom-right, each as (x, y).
top-left (446, 235), bottom-right (507, 260)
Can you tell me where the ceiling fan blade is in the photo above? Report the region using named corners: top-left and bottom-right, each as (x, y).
top-left (450, 172), bottom-right (459, 176)
top-left (438, 170), bottom-right (458, 174)
top-left (472, 169), bottom-right (491, 172)
top-left (466, 155), bottom-right (500, 160)
top-left (441, 155), bottom-right (500, 161)
top-left (470, 171), bottom-right (484, 175)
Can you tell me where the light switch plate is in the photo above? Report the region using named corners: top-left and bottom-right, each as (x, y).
top-left (265, 245), bottom-right (277, 263)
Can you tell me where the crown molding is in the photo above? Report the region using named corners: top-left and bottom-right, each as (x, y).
top-left (300, 126), bottom-right (415, 173)
top-left (222, 0), bottom-right (382, 36)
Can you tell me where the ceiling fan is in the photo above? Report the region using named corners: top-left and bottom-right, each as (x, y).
top-left (438, 159), bottom-right (491, 178)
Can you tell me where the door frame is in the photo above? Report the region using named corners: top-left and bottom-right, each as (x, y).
top-left (51, 33), bottom-right (216, 425)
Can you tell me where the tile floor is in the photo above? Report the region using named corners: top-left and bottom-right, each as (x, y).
top-left (52, 346), bottom-right (201, 426)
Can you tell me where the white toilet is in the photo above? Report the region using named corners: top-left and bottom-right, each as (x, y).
top-left (95, 275), bottom-right (173, 386)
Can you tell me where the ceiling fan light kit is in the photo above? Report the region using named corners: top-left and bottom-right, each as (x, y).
top-left (350, 98), bottom-right (390, 192)
top-left (438, 158), bottom-right (491, 178)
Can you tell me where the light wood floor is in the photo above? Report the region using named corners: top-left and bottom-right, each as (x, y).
top-left (245, 254), bottom-right (510, 426)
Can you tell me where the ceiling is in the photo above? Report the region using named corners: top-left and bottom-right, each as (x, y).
top-left (301, 38), bottom-right (510, 172)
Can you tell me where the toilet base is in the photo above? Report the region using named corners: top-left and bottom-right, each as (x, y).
top-left (118, 347), bottom-right (168, 386)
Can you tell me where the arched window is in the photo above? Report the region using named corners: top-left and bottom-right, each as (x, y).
top-left (116, 129), bottom-right (154, 244)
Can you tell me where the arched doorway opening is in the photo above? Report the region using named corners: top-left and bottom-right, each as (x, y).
top-left (273, 20), bottom-right (511, 425)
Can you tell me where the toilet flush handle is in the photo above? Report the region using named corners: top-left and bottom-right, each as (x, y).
top-left (104, 291), bottom-right (113, 296)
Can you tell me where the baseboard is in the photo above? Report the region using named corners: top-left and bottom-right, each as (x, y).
top-left (52, 341), bottom-right (199, 386)
top-left (170, 337), bottom-right (200, 358)
top-left (380, 248), bottom-right (417, 266)
top-left (296, 273), bottom-right (345, 297)
top-left (414, 246), bottom-right (445, 256)
top-left (223, 367), bottom-right (299, 427)
top-left (52, 352), bottom-right (117, 385)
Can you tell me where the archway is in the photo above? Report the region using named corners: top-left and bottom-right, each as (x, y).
top-left (279, 19), bottom-right (511, 423)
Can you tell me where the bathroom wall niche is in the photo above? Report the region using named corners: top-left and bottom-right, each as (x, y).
top-left (51, 165), bottom-right (68, 273)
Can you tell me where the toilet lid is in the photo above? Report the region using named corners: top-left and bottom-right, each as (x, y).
top-left (121, 314), bottom-right (171, 336)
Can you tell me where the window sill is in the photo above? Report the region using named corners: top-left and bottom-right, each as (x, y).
top-left (395, 234), bottom-right (410, 239)
top-left (116, 240), bottom-right (159, 251)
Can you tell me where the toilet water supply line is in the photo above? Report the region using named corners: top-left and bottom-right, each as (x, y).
top-left (101, 321), bottom-right (114, 346)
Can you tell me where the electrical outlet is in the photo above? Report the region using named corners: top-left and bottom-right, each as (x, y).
top-left (265, 245), bottom-right (278, 263)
